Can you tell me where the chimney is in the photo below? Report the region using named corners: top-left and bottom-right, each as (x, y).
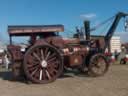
top-left (84, 20), bottom-right (90, 40)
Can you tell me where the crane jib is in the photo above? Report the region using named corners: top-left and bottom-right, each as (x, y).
top-left (103, 12), bottom-right (128, 52)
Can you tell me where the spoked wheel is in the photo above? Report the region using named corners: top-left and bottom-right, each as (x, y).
top-left (23, 45), bottom-right (63, 84)
top-left (88, 53), bottom-right (109, 77)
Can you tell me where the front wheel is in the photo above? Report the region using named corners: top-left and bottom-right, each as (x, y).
top-left (88, 53), bottom-right (109, 77)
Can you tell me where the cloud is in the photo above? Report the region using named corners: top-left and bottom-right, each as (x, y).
top-left (80, 13), bottom-right (96, 20)
top-left (115, 32), bottom-right (128, 43)
top-left (115, 32), bottom-right (128, 35)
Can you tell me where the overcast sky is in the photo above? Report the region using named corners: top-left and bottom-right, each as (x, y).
top-left (0, 0), bottom-right (128, 43)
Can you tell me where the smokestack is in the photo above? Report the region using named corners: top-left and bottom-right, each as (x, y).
top-left (84, 20), bottom-right (90, 40)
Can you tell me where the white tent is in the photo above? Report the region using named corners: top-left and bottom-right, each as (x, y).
top-left (0, 41), bottom-right (7, 51)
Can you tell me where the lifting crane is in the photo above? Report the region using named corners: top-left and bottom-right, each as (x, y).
top-left (77, 12), bottom-right (128, 53)
top-left (104, 12), bottom-right (128, 52)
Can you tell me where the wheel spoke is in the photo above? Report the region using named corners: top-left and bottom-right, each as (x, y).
top-left (39, 69), bottom-right (43, 80)
top-left (34, 70), bottom-right (40, 79)
top-left (27, 56), bottom-right (40, 65)
top-left (35, 48), bottom-right (41, 58)
top-left (47, 68), bottom-right (54, 77)
top-left (47, 53), bottom-right (56, 60)
top-left (41, 49), bottom-right (44, 60)
top-left (99, 62), bottom-right (106, 73)
top-left (31, 68), bottom-right (39, 76)
top-left (47, 57), bottom-right (56, 63)
top-left (45, 51), bottom-right (51, 60)
top-left (48, 61), bottom-right (59, 68)
top-left (44, 48), bottom-right (49, 57)
top-left (27, 62), bottom-right (39, 68)
top-left (28, 64), bottom-right (39, 72)
top-left (45, 69), bottom-right (51, 80)
top-left (42, 69), bottom-right (46, 80)
top-left (33, 52), bottom-right (41, 62)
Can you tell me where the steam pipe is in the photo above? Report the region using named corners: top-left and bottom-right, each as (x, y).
top-left (84, 21), bottom-right (90, 40)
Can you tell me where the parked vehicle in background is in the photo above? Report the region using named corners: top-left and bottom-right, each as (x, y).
top-left (119, 46), bottom-right (128, 64)
top-left (120, 55), bottom-right (128, 64)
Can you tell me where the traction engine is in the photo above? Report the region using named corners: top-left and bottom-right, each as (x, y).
top-left (7, 12), bottom-right (128, 84)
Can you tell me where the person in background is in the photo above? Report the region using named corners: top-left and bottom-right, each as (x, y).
top-left (3, 50), bottom-right (10, 69)
top-left (114, 50), bottom-right (119, 61)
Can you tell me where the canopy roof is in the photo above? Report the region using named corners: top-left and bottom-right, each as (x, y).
top-left (8, 25), bottom-right (64, 36)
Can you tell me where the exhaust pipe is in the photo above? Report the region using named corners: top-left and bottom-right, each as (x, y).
top-left (84, 20), bottom-right (90, 40)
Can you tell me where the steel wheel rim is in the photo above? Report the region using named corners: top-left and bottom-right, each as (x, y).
top-left (91, 56), bottom-right (107, 75)
top-left (23, 45), bottom-right (63, 84)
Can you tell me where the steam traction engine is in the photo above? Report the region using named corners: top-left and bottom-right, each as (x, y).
top-left (7, 12), bottom-right (128, 84)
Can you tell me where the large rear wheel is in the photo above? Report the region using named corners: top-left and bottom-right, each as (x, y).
top-left (23, 45), bottom-right (63, 84)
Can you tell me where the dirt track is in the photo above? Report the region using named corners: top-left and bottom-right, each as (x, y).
top-left (0, 64), bottom-right (128, 96)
